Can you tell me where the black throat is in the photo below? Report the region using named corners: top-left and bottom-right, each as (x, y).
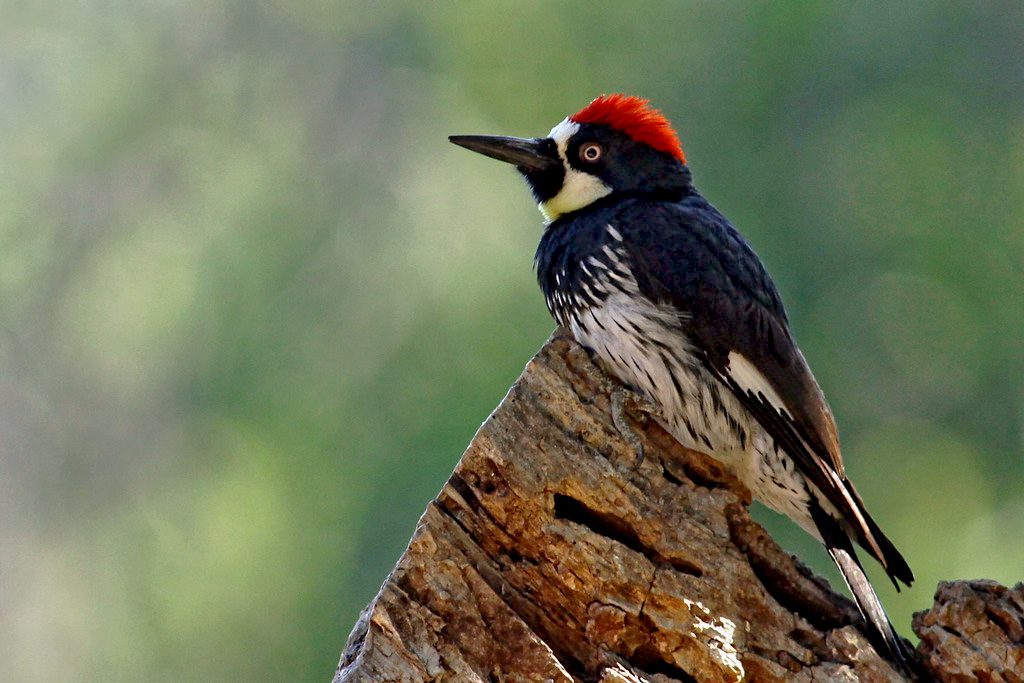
top-left (519, 138), bottom-right (563, 203)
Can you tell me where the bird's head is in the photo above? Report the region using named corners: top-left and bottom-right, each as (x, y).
top-left (450, 94), bottom-right (690, 222)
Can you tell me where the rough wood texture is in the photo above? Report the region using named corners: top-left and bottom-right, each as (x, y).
top-left (912, 581), bottom-right (1024, 682)
top-left (335, 331), bottom-right (1022, 682)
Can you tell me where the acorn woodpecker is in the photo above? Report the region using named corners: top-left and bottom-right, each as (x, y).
top-left (449, 94), bottom-right (915, 670)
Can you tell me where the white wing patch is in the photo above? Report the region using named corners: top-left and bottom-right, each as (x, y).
top-left (726, 352), bottom-right (791, 418)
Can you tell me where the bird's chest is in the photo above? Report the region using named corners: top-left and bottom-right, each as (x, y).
top-left (537, 231), bottom-right (752, 462)
top-left (568, 289), bottom-right (692, 398)
top-left (568, 291), bottom-right (756, 472)
top-left (537, 227), bottom-right (632, 328)
top-left (539, 227), bottom-right (677, 400)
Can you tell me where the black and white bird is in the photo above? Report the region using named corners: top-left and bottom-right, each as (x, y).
top-left (450, 94), bottom-right (916, 670)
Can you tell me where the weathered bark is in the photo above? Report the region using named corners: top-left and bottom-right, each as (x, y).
top-left (334, 331), bottom-right (1024, 682)
top-left (913, 581), bottom-right (1024, 682)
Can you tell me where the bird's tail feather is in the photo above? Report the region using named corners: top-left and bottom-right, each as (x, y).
top-left (842, 479), bottom-right (915, 589)
top-left (807, 493), bottom-right (917, 674)
top-left (827, 543), bottom-right (916, 673)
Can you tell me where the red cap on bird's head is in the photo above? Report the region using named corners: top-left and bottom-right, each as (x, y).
top-left (570, 94), bottom-right (685, 164)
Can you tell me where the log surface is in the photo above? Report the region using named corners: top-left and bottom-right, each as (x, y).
top-left (913, 581), bottom-right (1024, 682)
top-left (335, 331), bottom-right (1023, 682)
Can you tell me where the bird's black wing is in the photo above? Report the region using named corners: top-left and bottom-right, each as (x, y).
top-left (618, 197), bottom-right (913, 587)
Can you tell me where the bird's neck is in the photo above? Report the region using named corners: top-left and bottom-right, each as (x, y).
top-left (542, 185), bottom-right (691, 231)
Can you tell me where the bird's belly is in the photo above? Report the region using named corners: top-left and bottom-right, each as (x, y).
top-left (568, 294), bottom-right (748, 463)
top-left (567, 294), bottom-right (815, 527)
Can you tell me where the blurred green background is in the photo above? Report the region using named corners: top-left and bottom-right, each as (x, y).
top-left (2, 2), bottom-right (1023, 680)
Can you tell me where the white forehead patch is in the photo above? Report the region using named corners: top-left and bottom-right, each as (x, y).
top-left (539, 118), bottom-right (612, 222)
top-left (549, 118), bottom-right (579, 151)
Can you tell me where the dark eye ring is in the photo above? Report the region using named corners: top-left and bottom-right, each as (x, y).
top-left (580, 142), bottom-right (602, 163)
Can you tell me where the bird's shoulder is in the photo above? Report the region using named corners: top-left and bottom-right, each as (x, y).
top-left (609, 194), bottom-right (787, 323)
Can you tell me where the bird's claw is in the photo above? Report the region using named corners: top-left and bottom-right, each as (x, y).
top-left (611, 385), bottom-right (654, 469)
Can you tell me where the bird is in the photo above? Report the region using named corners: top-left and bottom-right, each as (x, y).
top-left (449, 94), bottom-right (916, 672)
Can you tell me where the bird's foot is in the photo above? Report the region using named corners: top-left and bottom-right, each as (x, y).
top-left (610, 385), bottom-right (657, 469)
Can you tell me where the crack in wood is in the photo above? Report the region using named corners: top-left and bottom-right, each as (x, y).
top-left (553, 494), bottom-right (704, 578)
top-left (726, 505), bottom-right (856, 635)
top-left (622, 623), bottom-right (699, 683)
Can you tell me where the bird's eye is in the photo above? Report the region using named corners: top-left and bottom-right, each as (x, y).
top-left (579, 142), bottom-right (602, 163)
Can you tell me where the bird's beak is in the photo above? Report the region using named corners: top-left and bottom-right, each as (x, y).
top-left (448, 135), bottom-right (560, 174)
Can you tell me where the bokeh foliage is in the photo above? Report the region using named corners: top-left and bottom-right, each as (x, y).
top-left (2, 2), bottom-right (1022, 680)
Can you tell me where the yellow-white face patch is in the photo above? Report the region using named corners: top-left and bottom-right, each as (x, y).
top-left (539, 118), bottom-right (612, 221)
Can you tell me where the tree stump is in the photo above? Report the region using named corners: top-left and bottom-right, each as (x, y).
top-left (334, 331), bottom-right (1023, 682)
